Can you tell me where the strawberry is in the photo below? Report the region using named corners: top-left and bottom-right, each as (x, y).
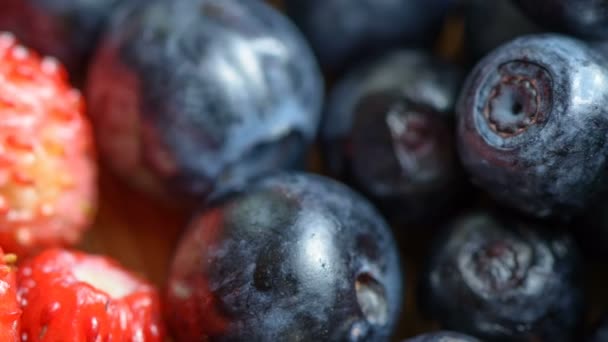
top-left (0, 248), bottom-right (20, 341)
top-left (0, 32), bottom-right (97, 256)
top-left (17, 248), bottom-right (164, 341)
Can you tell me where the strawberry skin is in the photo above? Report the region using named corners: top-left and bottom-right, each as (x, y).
top-left (17, 249), bottom-right (164, 341)
top-left (0, 33), bottom-right (97, 256)
top-left (0, 248), bottom-right (20, 342)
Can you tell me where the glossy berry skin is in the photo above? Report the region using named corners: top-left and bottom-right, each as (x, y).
top-left (0, 250), bottom-right (20, 342)
top-left (464, 0), bottom-right (540, 62)
top-left (284, 0), bottom-right (454, 71)
top-left (403, 331), bottom-right (480, 342)
top-left (0, 33), bottom-right (97, 256)
top-left (166, 173), bottom-right (403, 341)
top-left (17, 249), bottom-right (164, 342)
top-left (322, 50), bottom-right (464, 224)
top-left (0, 0), bottom-right (122, 75)
top-left (512, 0), bottom-right (608, 40)
top-left (457, 34), bottom-right (608, 219)
top-left (419, 212), bottom-right (585, 342)
top-left (87, 0), bottom-right (323, 200)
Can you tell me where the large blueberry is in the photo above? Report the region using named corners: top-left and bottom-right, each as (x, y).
top-left (322, 50), bottom-right (464, 224)
top-left (0, 0), bottom-right (122, 75)
top-left (457, 34), bottom-right (608, 219)
top-left (166, 172), bottom-right (403, 341)
top-left (86, 0), bottom-right (323, 200)
top-left (403, 331), bottom-right (480, 342)
top-left (419, 211), bottom-right (585, 341)
top-left (512, 0), bottom-right (608, 40)
top-left (284, 0), bottom-right (454, 71)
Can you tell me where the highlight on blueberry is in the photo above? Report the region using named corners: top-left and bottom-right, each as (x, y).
top-left (87, 0), bottom-right (323, 200)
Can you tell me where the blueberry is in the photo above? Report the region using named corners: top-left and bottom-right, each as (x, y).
top-left (464, 0), bottom-right (540, 62)
top-left (403, 331), bottom-right (480, 342)
top-left (166, 172), bottom-right (403, 341)
top-left (0, 0), bottom-right (122, 75)
top-left (284, 0), bottom-right (454, 71)
top-left (457, 34), bottom-right (608, 219)
top-left (419, 211), bottom-right (585, 341)
top-left (322, 50), bottom-right (464, 224)
top-left (86, 0), bottom-right (323, 199)
top-left (512, 0), bottom-right (608, 40)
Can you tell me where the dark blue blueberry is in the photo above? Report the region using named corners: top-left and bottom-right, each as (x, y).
top-left (457, 34), bottom-right (608, 219)
top-left (512, 0), bottom-right (608, 40)
top-left (419, 211), bottom-right (585, 342)
top-left (322, 50), bottom-right (464, 224)
top-left (166, 172), bottom-right (403, 341)
top-left (403, 331), bottom-right (480, 342)
top-left (284, 0), bottom-right (454, 71)
top-left (464, 0), bottom-right (540, 62)
top-left (86, 0), bottom-right (323, 200)
top-left (0, 0), bottom-right (123, 75)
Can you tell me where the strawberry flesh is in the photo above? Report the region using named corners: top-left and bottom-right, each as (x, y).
top-left (17, 249), bottom-right (164, 341)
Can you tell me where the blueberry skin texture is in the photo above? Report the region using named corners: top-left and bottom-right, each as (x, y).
top-left (284, 0), bottom-right (454, 71)
top-left (419, 212), bottom-right (585, 342)
top-left (86, 0), bottom-right (323, 199)
top-left (403, 331), bottom-right (480, 342)
top-left (512, 0), bottom-right (608, 40)
top-left (166, 172), bottom-right (403, 341)
top-left (0, 0), bottom-right (122, 74)
top-left (457, 34), bottom-right (608, 219)
top-left (464, 0), bottom-right (541, 63)
top-left (322, 50), bottom-right (464, 223)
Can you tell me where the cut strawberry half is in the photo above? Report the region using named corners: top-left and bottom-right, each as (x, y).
top-left (17, 249), bottom-right (164, 341)
top-left (0, 32), bottom-right (97, 256)
top-left (0, 248), bottom-right (20, 342)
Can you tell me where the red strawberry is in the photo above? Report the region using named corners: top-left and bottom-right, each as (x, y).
top-left (0, 248), bottom-right (20, 341)
top-left (0, 32), bottom-right (97, 256)
top-left (17, 248), bottom-right (164, 341)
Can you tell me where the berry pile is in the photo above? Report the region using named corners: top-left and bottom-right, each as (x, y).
top-left (0, 0), bottom-right (607, 341)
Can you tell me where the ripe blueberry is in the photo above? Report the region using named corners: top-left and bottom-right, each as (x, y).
top-left (419, 211), bottom-right (585, 341)
top-left (457, 34), bottom-right (608, 218)
top-left (166, 172), bottom-right (403, 341)
top-left (322, 50), bottom-right (464, 223)
top-left (87, 0), bottom-right (323, 200)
